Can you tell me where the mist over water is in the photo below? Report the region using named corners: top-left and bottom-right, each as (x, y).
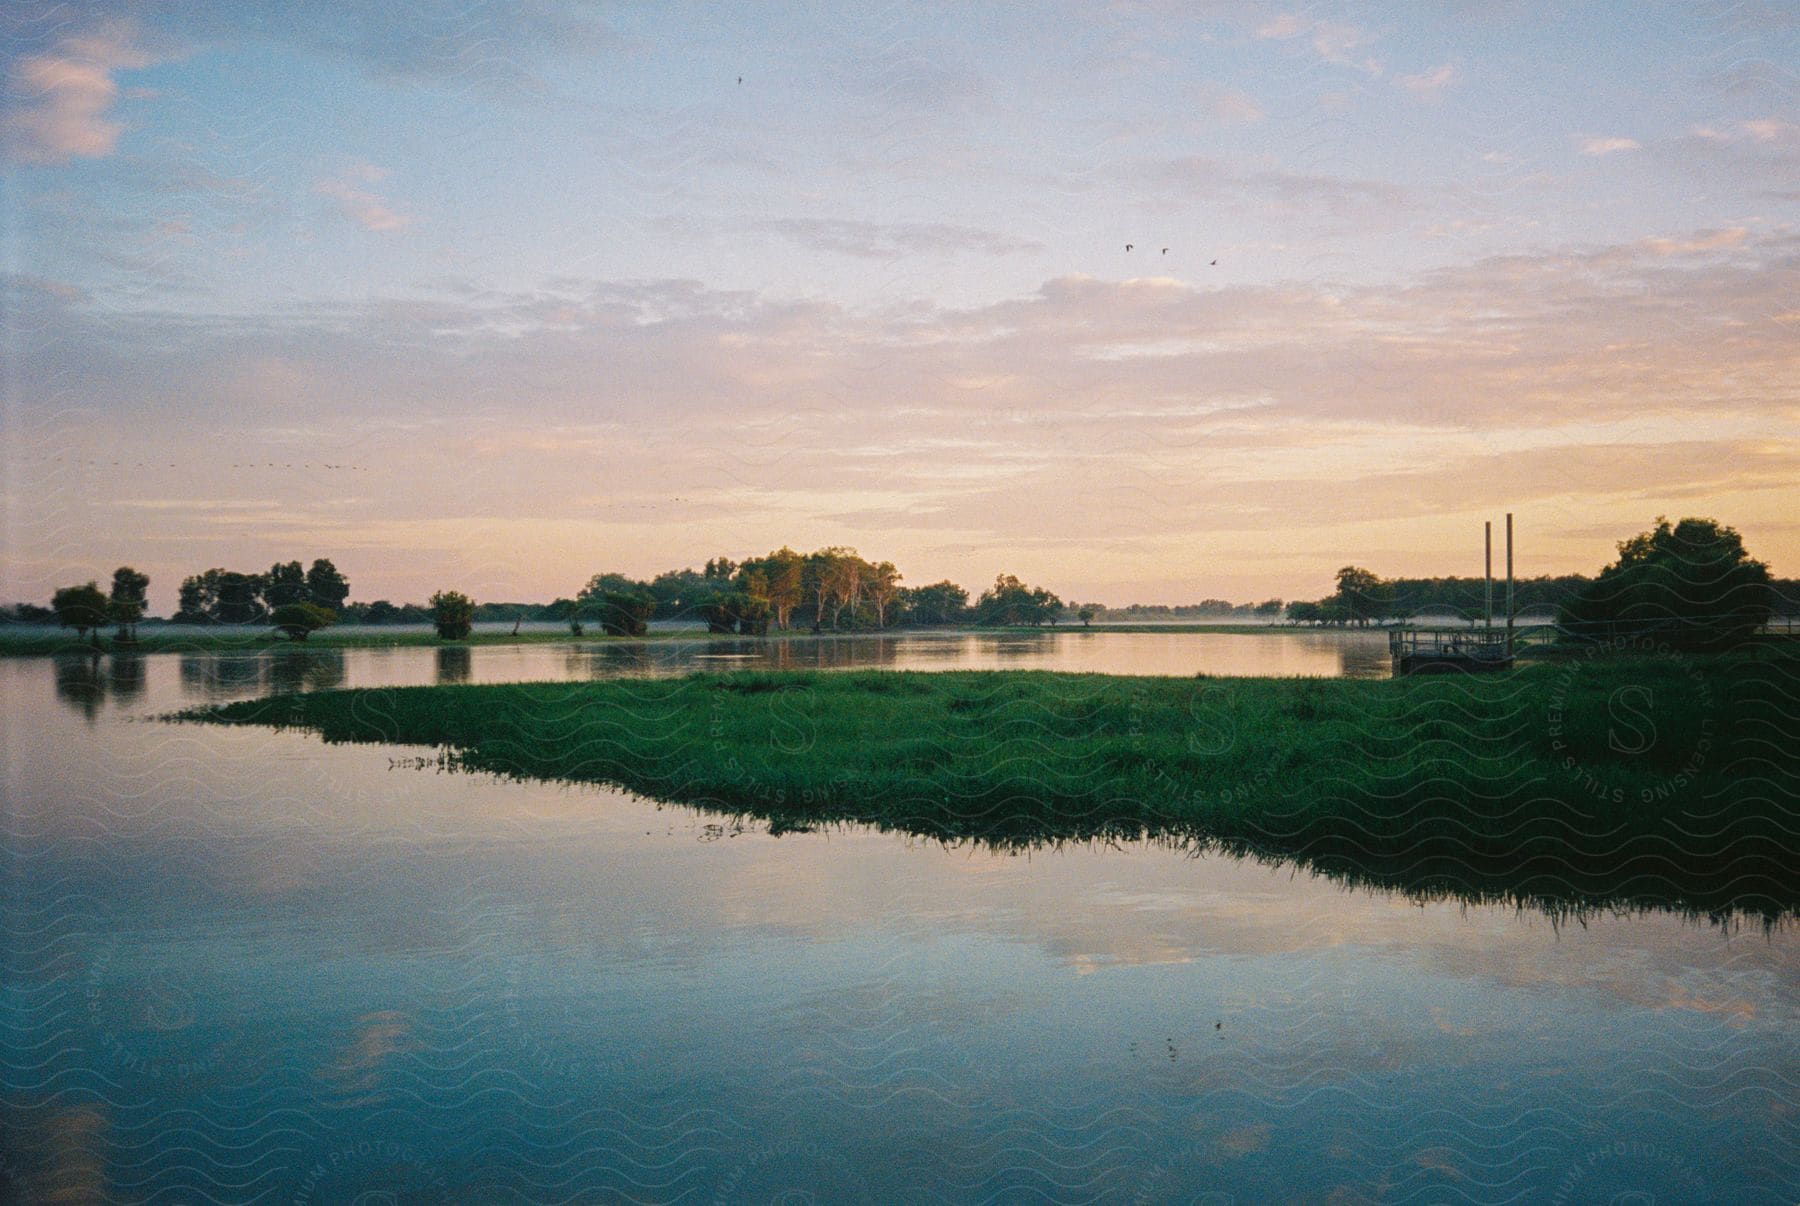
top-left (3, 639), bottom-right (1795, 1201)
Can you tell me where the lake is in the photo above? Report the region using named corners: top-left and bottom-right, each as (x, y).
top-left (3, 636), bottom-right (1794, 1202)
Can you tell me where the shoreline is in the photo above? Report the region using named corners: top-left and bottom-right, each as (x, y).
top-left (0, 621), bottom-right (1407, 658)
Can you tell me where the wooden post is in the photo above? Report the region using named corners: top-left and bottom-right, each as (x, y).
top-left (1484, 521), bottom-right (1493, 631)
top-left (1505, 512), bottom-right (1514, 651)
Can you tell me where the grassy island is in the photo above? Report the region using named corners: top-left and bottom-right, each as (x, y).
top-left (188, 648), bottom-right (1799, 916)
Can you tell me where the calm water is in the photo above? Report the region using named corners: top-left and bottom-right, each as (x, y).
top-left (3, 639), bottom-right (1795, 1202)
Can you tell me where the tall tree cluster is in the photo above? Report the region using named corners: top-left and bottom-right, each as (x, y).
top-left (174, 559), bottom-right (349, 624)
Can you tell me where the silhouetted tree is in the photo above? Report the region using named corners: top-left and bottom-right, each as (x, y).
top-left (265, 561), bottom-right (308, 608)
top-left (215, 572), bottom-right (267, 625)
top-left (1561, 516), bottom-right (1772, 648)
top-left (109, 566), bottom-right (150, 641)
top-left (306, 559), bottom-right (350, 610)
top-left (429, 590), bottom-right (475, 640)
top-left (1332, 566), bottom-right (1391, 627)
top-left (52, 582), bottom-right (110, 641)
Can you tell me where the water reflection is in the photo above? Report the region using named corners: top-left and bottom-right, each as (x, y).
top-left (173, 648), bottom-right (347, 700)
top-left (268, 649), bottom-right (346, 695)
top-left (51, 653), bottom-right (105, 723)
top-left (180, 650), bottom-right (266, 700)
top-left (435, 644), bottom-right (472, 684)
top-left (3, 650), bottom-right (1794, 1203)
top-left (108, 653), bottom-right (146, 707)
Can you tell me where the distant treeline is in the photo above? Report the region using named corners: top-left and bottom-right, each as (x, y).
top-left (1090, 600), bottom-right (1286, 620)
top-left (1286, 570), bottom-right (1602, 626)
top-left (9, 524), bottom-right (1797, 640)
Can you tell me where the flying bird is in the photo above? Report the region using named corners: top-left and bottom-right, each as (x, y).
top-left (1210, 259), bottom-right (1218, 266)
top-left (1162, 248), bottom-right (1168, 254)
top-left (1125, 244), bottom-right (1133, 251)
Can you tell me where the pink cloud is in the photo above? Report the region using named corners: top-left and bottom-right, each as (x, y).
top-left (2, 22), bottom-right (154, 165)
top-left (314, 162), bottom-right (413, 232)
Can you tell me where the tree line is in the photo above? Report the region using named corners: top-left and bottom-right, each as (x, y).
top-left (564, 550), bottom-right (1064, 636)
top-left (14, 520), bottom-right (1794, 646)
top-left (1288, 517), bottom-right (1784, 649)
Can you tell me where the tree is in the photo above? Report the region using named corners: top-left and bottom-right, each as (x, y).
top-left (109, 566), bottom-right (150, 642)
top-left (265, 561), bottom-right (308, 608)
top-left (698, 590), bottom-right (770, 635)
top-left (597, 591), bottom-right (654, 636)
top-left (1077, 606), bottom-right (1095, 627)
top-left (1254, 598), bottom-right (1284, 619)
top-left (698, 592), bottom-right (738, 634)
top-left (580, 571), bottom-right (651, 600)
top-left (703, 557), bottom-right (738, 582)
top-left (52, 582), bottom-right (110, 641)
top-left (903, 581), bottom-right (969, 625)
top-left (215, 572), bottom-right (268, 625)
top-left (866, 561), bottom-right (903, 628)
top-left (973, 574), bottom-right (1062, 626)
top-left (758, 548), bottom-right (806, 630)
top-left (1561, 516), bottom-right (1772, 648)
top-left (271, 602), bottom-right (335, 641)
top-left (176, 569), bottom-right (223, 623)
top-left (363, 599), bottom-right (400, 624)
top-left (429, 590), bottom-right (475, 640)
top-left (1332, 566), bottom-right (1391, 627)
top-left (306, 559), bottom-right (350, 610)
top-left (4, 602), bottom-right (56, 623)
top-left (735, 592), bottom-right (771, 636)
top-left (1286, 600), bottom-right (1323, 625)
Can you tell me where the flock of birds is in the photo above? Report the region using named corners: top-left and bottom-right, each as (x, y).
top-left (1125, 244), bottom-right (1218, 265)
top-left (48, 457), bottom-right (369, 471)
top-left (50, 81), bottom-right (1220, 485)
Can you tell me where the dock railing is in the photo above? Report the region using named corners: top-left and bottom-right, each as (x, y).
top-left (1387, 627), bottom-right (1515, 664)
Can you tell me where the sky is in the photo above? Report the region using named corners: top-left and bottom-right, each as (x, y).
top-left (2, 1), bottom-right (1796, 612)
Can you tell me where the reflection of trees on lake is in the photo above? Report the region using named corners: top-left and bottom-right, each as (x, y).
top-left (564, 645), bottom-right (659, 680)
top-left (180, 653), bottom-right (267, 700)
top-left (435, 645), bottom-right (472, 685)
top-left (180, 650), bottom-right (347, 699)
top-left (267, 649), bottom-right (346, 695)
top-left (52, 654), bottom-right (105, 723)
top-left (47, 652), bottom-right (147, 722)
top-left (107, 653), bottom-right (146, 707)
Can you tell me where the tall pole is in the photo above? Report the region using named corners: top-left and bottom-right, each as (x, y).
top-left (1484, 521), bottom-right (1493, 631)
top-left (1505, 512), bottom-right (1514, 650)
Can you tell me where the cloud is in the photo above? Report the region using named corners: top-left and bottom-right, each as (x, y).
top-left (1, 21), bottom-right (153, 165)
top-left (1579, 136), bottom-right (1641, 156)
top-left (7, 224), bottom-right (1795, 601)
top-left (1140, 156), bottom-right (1406, 217)
top-left (1193, 83), bottom-right (1264, 123)
top-left (314, 162), bottom-right (412, 232)
top-left (1400, 64), bottom-right (1455, 99)
top-left (1642, 227), bottom-right (1747, 256)
top-left (1254, 13), bottom-right (1380, 73)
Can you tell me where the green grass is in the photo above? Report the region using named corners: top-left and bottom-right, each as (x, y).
top-left (186, 649), bottom-right (1800, 918)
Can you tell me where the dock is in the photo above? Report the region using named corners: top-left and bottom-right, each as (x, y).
top-left (1389, 628), bottom-right (1514, 675)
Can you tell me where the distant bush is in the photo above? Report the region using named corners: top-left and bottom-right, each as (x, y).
top-left (271, 602), bottom-right (336, 642)
top-left (598, 591), bottom-right (654, 637)
top-left (429, 590), bottom-right (476, 640)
